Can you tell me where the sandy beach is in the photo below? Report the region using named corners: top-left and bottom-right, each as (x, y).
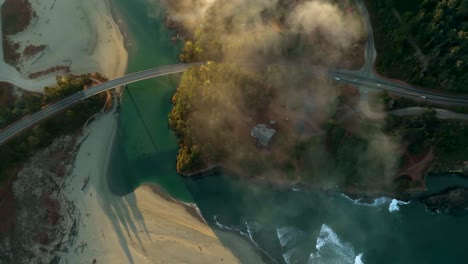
top-left (60, 112), bottom-right (264, 264)
top-left (0, 0), bottom-right (127, 92)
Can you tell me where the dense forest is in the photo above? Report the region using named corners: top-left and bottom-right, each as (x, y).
top-left (0, 76), bottom-right (106, 184)
top-left (366, 0), bottom-right (468, 91)
top-left (175, 0), bottom-right (364, 69)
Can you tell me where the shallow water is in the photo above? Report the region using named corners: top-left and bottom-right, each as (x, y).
top-left (107, 0), bottom-right (468, 263)
top-left (108, 0), bottom-right (192, 201)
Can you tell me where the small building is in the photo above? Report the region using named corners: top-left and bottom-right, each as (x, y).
top-left (251, 124), bottom-right (276, 147)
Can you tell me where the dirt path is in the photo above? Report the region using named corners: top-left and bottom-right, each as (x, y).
top-left (398, 147), bottom-right (434, 182)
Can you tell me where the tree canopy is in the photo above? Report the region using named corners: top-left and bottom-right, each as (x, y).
top-left (367, 0), bottom-right (468, 91)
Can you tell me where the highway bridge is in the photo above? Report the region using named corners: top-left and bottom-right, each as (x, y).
top-left (2, 61), bottom-right (468, 145)
top-left (0, 63), bottom-right (201, 145)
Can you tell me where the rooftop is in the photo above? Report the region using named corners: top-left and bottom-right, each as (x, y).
top-left (251, 123), bottom-right (276, 147)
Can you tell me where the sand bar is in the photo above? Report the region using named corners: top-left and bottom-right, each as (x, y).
top-left (61, 112), bottom-right (265, 263)
top-left (0, 0), bottom-right (127, 92)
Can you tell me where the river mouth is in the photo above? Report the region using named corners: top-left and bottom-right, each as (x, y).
top-left (106, 0), bottom-right (468, 263)
top-left (107, 0), bottom-right (193, 202)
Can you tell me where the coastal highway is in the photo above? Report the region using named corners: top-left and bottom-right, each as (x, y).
top-left (0, 63), bottom-right (201, 145)
top-left (330, 69), bottom-right (468, 106)
top-left (2, 62), bottom-right (468, 145)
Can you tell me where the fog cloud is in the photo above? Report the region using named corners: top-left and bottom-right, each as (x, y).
top-left (160, 0), bottom-right (401, 188)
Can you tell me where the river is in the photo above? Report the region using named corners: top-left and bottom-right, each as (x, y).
top-left (107, 0), bottom-right (468, 263)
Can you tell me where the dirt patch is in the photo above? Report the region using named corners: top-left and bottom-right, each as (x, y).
top-left (398, 147), bottom-right (434, 182)
top-left (1, 0), bottom-right (35, 66)
top-left (23, 44), bottom-right (46, 58)
top-left (2, 38), bottom-right (20, 65)
top-left (29, 65), bottom-right (70, 79)
top-left (1, 0), bottom-right (34, 35)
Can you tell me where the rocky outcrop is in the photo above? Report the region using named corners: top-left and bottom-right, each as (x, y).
top-left (421, 188), bottom-right (468, 214)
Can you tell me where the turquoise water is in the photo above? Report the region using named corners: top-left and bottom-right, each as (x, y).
top-left (108, 0), bottom-right (192, 202)
top-left (107, 0), bottom-right (468, 263)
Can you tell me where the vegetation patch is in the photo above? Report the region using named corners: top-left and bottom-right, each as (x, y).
top-left (0, 75), bottom-right (106, 185)
top-left (28, 65), bottom-right (70, 79)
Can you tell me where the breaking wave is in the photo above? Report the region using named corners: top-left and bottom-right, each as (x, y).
top-left (342, 194), bottom-right (410, 213)
top-left (308, 224), bottom-right (365, 264)
top-left (388, 199), bottom-right (411, 213)
top-left (277, 226), bottom-right (307, 264)
top-left (355, 253), bottom-right (364, 264)
top-left (342, 194), bottom-right (391, 207)
top-left (214, 218), bottom-right (368, 264)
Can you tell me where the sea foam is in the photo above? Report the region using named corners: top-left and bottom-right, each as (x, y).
top-left (342, 194), bottom-right (391, 207)
top-left (388, 199), bottom-right (410, 213)
top-left (355, 253), bottom-right (364, 264)
top-left (308, 224), bottom-right (365, 264)
top-left (342, 194), bottom-right (409, 213)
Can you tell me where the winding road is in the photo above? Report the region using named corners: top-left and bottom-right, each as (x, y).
top-left (332, 0), bottom-right (468, 106)
top-left (354, 0), bottom-right (376, 76)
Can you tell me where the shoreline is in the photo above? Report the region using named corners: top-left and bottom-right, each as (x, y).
top-left (146, 183), bottom-right (208, 224)
top-left (181, 163), bottom-right (468, 205)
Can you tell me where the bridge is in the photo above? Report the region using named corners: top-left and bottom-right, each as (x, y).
top-left (0, 63), bottom-right (201, 145)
